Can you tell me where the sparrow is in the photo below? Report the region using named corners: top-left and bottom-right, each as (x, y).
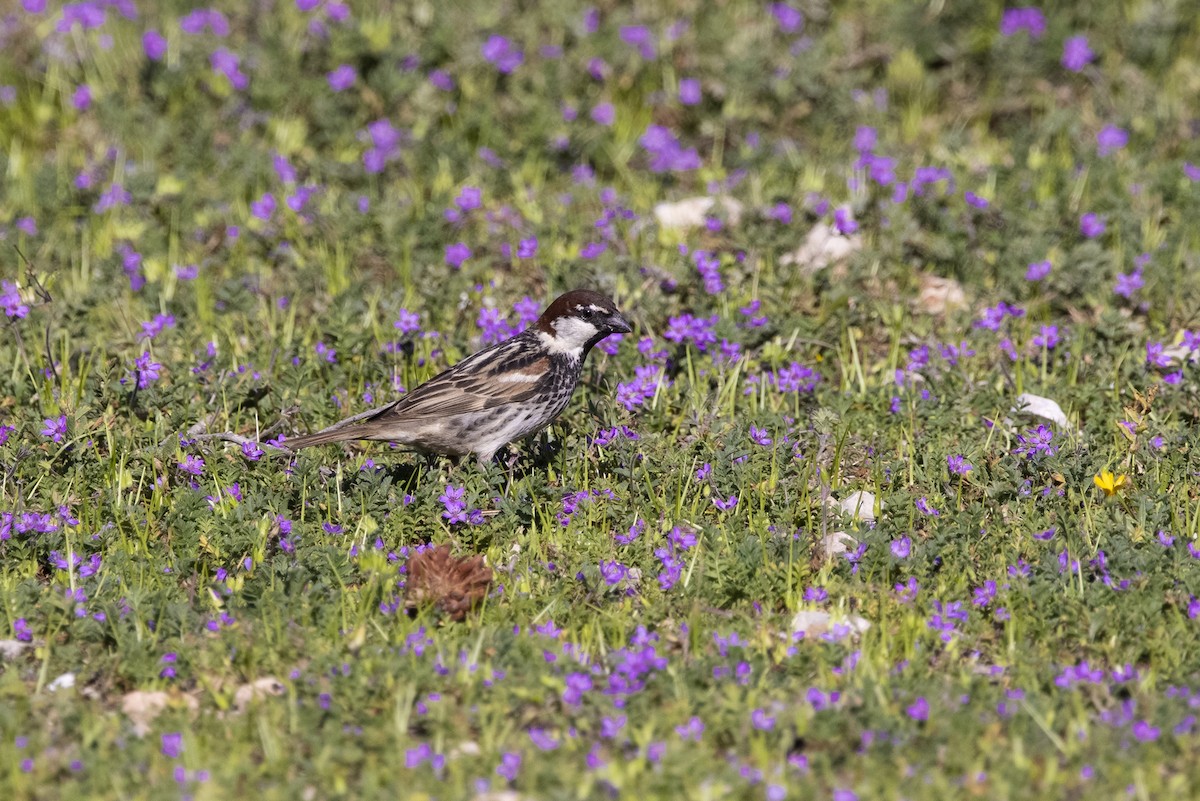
top-left (283, 289), bottom-right (631, 463)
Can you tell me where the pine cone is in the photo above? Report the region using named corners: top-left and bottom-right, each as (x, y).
top-left (405, 544), bottom-right (492, 621)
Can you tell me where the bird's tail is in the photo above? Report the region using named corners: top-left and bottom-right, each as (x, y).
top-left (283, 402), bottom-right (398, 450)
top-left (280, 428), bottom-right (361, 449)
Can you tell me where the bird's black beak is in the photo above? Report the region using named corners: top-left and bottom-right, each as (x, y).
top-left (607, 311), bottom-right (632, 334)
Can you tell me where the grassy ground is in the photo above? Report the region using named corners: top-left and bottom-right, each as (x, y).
top-left (3, 1), bottom-right (1200, 798)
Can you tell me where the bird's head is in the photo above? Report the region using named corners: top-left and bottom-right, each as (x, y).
top-left (536, 289), bottom-right (631, 356)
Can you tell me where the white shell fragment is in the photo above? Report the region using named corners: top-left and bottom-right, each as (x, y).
top-left (817, 531), bottom-right (858, 557)
top-left (233, 677), bottom-right (287, 712)
top-left (654, 196), bottom-right (744, 230)
top-left (917, 273), bottom-right (967, 315)
top-left (47, 672), bottom-right (75, 692)
top-left (839, 491), bottom-right (878, 522)
top-left (1013, 392), bottom-right (1071, 430)
top-left (780, 222), bottom-right (863, 274)
top-left (790, 609), bottom-right (872, 639)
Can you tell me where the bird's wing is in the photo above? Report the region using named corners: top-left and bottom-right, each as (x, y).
top-left (367, 336), bottom-right (553, 421)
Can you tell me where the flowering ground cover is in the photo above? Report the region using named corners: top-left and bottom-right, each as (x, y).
top-left (4, 1), bottom-right (1200, 798)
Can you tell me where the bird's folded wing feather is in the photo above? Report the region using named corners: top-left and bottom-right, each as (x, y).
top-left (346, 339), bottom-right (551, 426)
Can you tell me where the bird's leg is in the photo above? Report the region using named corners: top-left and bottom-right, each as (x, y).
top-left (481, 448), bottom-right (521, 499)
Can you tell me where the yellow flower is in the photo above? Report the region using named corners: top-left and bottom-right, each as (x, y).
top-left (1093, 471), bottom-right (1128, 496)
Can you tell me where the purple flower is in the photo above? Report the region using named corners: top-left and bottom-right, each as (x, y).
top-left (679, 78), bottom-right (701, 105)
top-left (445, 242), bottom-right (471, 268)
top-left (1012, 425), bottom-right (1056, 459)
top-left (250, 193), bottom-right (276, 221)
top-left (394, 309), bottom-right (420, 335)
top-left (891, 536), bottom-right (911, 559)
top-left (964, 191), bottom-right (989, 209)
top-left (287, 184), bottom-right (315, 214)
top-left (854, 126), bottom-right (877, 153)
top-left (619, 25), bottom-right (656, 59)
top-left (439, 484), bottom-right (468, 524)
top-left (116, 243), bottom-right (144, 290)
top-left (429, 69), bottom-right (455, 91)
top-left (751, 708), bottom-right (775, 730)
top-left (833, 207), bottom-right (858, 234)
top-left (973, 581), bottom-right (998, 607)
top-left (363, 119), bottom-right (401, 173)
top-left (94, 183), bottom-right (132, 213)
top-left (1132, 721), bottom-right (1160, 742)
top-left (999, 7), bottom-right (1046, 38)
top-left (143, 29), bottom-right (167, 60)
top-left (1032, 325), bottom-right (1059, 349)
top-left (580, 241), bottom-right (607, 259)
top-left (599, 560), bottom-right (628, 586)
top-left (178, 454), bottom-right (205, 476)
top-left (132, 351), bottom-right (162, 389)
top-left (528, 728), bottom-right (558, 751)
top-left (947, 454), bottom-right (972, 475)
top-left (1079, 213), bottom-right (1105, 238)
top-left (694, 249), bottom-right (723, 294)
top-left (314, 342), bottom-right (336, 363)
top-left (2, 281), bottom-right (29, 318)
top-left (911, 165), bottom-right (953, 196)
top-left (140, 313), bottom-right (175, 339)
top-left (563, 672), bottom-right (592, 706)
top-left (600, 715), bottom-right (626, 739)
top-left (495, 752), bottom-right (521, 781)
top-left (517, 237), bottom-right (538, 259)
top-left (1186, 163), bottom-right (1200, 181)
top-left (614, 519), bottom-right (644, 545)
top-left (482, 35), bottom-right (523, 73)
top-left (161, 732), bottom-right (182, 758)
top-left (1146, 342), bottom-right (1172, 368)
top-left (675, 716), bottom-right (704, 740)
top-left (72, 85), bottom-right (91, 110)
top-left (1096, 125), bottom-right (1128, 157)
top-left (1114, 269), bottom-right (1143, 298)
top-left (590, 102), bottom-right (615, 126)
top-left (639, 125), bottom-right (701, 172)
top-left (1061, 35), bottom-right (1094, 71)
top-left (455, 186), bottom-right (482, 211)
top-left (56, 2), bottom-right (107, 32)
top-left (41, 415), bottom-right (67, 443)
top-left (895, 577), bottom-right (919, 603)
top-left (712, 495), bottom-right (738, 511)
top-left (975, 301), bottom-right (1022, 331)
top-left (1025, 260), bottom-right (1051, 281)
top-left (180, 9), bottom-right (229, 36)
top-left (211, 48), bottom-right (248, 90)
top-left (327, 64), bottom-right (356, 91)
top-left (748, 425), bottom-right (772, 446)
top-left (766, 203), bottom-right (792, 224)
top-left (770, 3), bottom-right (804, 33)
top-left (906, 697), bottom-right (929, 721)
top-left (915, 497), bottom-right (939, 516)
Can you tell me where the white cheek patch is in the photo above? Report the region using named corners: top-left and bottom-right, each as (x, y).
top-left (540, 316), bottom-right (599, 355)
